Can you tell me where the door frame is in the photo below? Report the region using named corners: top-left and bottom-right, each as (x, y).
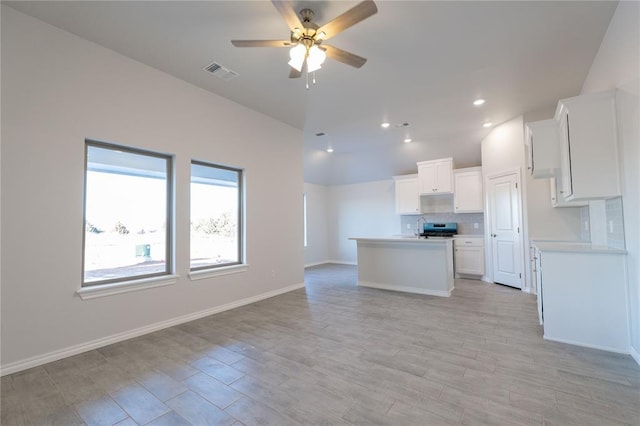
top-left (483, 168), bottom-right (527, 290)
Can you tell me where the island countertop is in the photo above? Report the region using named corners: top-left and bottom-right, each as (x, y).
top-left (349, 236), bottom-right (453, 244)
top-left (350, 237), bottom-right (454, 297)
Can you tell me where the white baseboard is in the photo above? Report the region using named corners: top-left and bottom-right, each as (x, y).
top-left (304, 261), bottom-right (331, 268)
top-left (358, 280), bottom-right (452, 297)
top-left (327, 260), bottom-right (357, 266)
top-left (630, 345), bottom-right (640, 366)
top-left (0, 282), bottom-right (305, 376)
top-left (543, 335), bottom-right (630, 355)
top-left (304, 260), bottom-right (357, 268)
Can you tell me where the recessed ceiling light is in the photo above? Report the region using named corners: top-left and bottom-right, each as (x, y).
top-left (403, 138), bottom-right (412, 143)
top-left (326, 147), bottom-right (334, 153)
top-left (381, 122), bottom-right (390, 129)
top-left (473, 99), bottom-right (486, 106)
top-left (483, 122), bottom-right (493, 128)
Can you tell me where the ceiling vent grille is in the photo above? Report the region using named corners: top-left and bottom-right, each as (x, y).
top-left (202, 62), bottom-right (239, 81)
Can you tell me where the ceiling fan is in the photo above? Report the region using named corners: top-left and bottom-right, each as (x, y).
top-left (231, 0), bottom-right (377, 78)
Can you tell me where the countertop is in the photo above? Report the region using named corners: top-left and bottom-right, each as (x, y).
top-left (349, 236), bottom-right (453, 244)
top-left (532, 240), bottom-right (626, 254)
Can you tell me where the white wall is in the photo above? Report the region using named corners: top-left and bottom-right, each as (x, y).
top-left (480, 116), bottom-right (527, 179)
top-left (480, 117), bottom-right (529, 288)
top-left (580, 0), bottom-right (640, 359)
top-left (1, 7), bottom-right (304, 372)
top-left (481, 114), bottom-right (586, 291)
top-left (303, 182), bottom-right (329, 266)
top-left (327, 180), bottom-right (398, 264)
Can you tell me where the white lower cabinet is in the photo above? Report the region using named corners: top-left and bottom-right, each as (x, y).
top-left (454, 237), bottom-right (484, 277)
top-left (534, 243), bottom-right (628, 353)
top-left (531, 245), bottom-right (543, 325)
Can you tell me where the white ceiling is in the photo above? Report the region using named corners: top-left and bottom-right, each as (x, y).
top-left (6, 1), bottom-right (618, 185)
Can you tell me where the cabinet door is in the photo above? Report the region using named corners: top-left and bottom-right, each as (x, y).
top-left (526, 119), bottom-right (561, 179)
top-left (550, 176), bottom-right (587, 208)
top-left (454, 170), bottom-right (483, 213)
top-left (418, 163), bottom-right (437, 194)
top-left (434, 161), bottom-right (453, 193)
top-left (556, 90), bottom-right (621, 201)
top-left (455, 246), bottom-right (484, 275)
top-left (532, 247), bottom-right (543, 325)
top-left (558, 109), bottom-right (573, 198)
top-left (395, 177), bottom-right (420, 215)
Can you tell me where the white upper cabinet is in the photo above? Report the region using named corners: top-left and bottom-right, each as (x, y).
top-left (454, 167), bottom-right (483, 213)
top-left (555, 90), bottom-right (621, 201)
top-left (525, 119), bottom-right (561, 178)
top-left (549, 176), bottom-right (587, 208)
top-left (417, 158), bottom-right (453, 195)
top-left (393, 174), bottom-right (420, 215)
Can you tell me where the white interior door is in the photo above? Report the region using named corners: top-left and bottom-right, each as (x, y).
top-left (488, 173), bottom-right (522, 288)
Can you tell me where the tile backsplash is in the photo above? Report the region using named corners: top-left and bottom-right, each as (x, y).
top-left (580, 206), bottom-right (591, 241)
top-left (400, 213), bottom-right (484, 236)
top-left (605, 197), bottom-right (625, 249)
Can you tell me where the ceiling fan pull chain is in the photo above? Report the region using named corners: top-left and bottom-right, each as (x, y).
top-left (312, 72), bottom-right (316, 85)
top-left (306, 72), bottom-right (310, 90)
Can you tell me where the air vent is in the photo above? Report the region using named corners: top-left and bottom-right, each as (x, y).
top-left (202, 62), bottom-right (239, 81)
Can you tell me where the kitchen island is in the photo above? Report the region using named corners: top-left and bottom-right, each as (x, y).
top-left (349, 237), bottom-right (454, 297)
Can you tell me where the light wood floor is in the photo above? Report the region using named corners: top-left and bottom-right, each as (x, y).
top-left (2, 263), bottom-right (639, 425)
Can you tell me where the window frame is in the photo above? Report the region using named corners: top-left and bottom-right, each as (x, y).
top-left (82, 140), bottom-right (174, 287)
top-left (189, 159), bottom-right (244, 272)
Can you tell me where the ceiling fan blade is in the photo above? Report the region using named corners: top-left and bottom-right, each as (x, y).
top-left (323, 45), bottom-right (367, 68)
top-left (289, 67), bottom-right (302, 79)
top-left (231, 40), bottom-right (293, 48)
top-left (316, 0), bottom-right (378, 40)
top-left (271, 0), bottom-right (304, 33)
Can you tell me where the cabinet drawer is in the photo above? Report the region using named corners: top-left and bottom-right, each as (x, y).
top-left (454, 238), bottom-right (483, 247)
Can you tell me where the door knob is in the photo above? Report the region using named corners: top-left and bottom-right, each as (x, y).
top-left (492, 234), bottom-right (497, 237)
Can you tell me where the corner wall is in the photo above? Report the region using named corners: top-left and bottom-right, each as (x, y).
top-left (303, 182), bottom-right (329, 266)
top-left (580, 0), bottom-right (640, 360)
top-left (1, 7), bottom-right (304, 372)
top-left (327, 180), bottom-right (398, 264)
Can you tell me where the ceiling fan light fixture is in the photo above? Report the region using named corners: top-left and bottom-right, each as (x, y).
top-left (288, 44), bottom-right (306, 72)
top-left (306, 45), bottom-right (326, 73)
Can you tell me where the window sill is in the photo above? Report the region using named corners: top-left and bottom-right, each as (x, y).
top-left (77, 274), bottom-right (179, 300)
top-left (189, 264), bottom-right (249, 281)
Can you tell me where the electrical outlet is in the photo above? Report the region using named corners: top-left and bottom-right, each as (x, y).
top-left (473, 223), bottom-right (479, 229)
top-left (407, 223), bottom-right (412, 229)
top-left (609, 220), bottom-right (614, 233)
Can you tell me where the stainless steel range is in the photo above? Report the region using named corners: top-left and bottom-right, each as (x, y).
top-left (420, 222), bottom-right (458, 238)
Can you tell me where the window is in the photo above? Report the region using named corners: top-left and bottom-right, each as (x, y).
top-left (190, 161), bottom-right (243, 270)
top-left (83, 141), bottom-right (172, 286)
